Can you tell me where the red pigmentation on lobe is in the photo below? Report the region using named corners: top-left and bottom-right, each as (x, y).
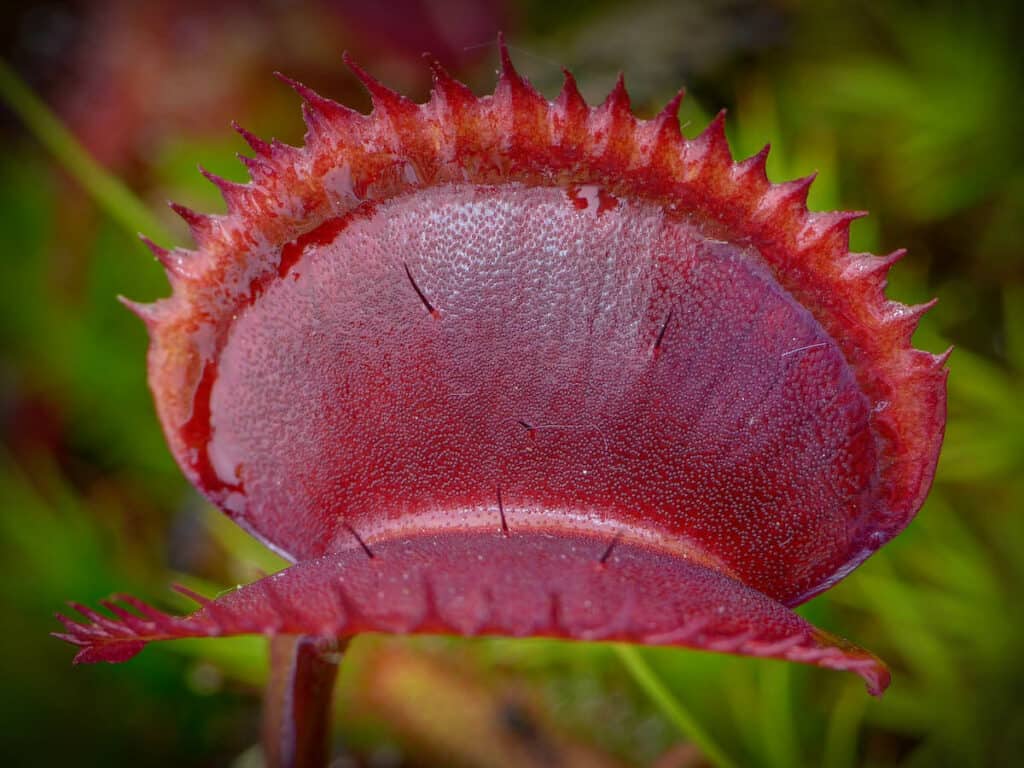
top-left (207, 184), bottom-right (874, 604)
top-left (56, 531), bottom-right (890, 695)
top-left (57, 47), bottom-right (947, 695)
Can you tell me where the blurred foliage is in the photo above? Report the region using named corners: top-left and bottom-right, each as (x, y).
top-left (1, 0), bottom-right (1022, 766)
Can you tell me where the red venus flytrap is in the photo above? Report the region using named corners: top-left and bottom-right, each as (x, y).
top-left (56, 41), bottom-right (947, 763)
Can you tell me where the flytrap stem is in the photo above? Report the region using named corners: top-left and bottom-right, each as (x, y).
top-left (263, 635), bottom-right (346, 768)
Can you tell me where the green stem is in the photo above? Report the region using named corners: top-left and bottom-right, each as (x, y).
top-left (612, 644), bottom-right (737, 768)
top-left (0, 58), bottom-right (171, 241)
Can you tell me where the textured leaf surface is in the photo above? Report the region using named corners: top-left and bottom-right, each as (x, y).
top-left (60, 44), bottom-right (948, 694)
top-left (56, 531), bottom-right (889, 694)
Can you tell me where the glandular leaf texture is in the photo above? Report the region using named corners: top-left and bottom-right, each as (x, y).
top-left (57, 44), bottom-right (947, 695)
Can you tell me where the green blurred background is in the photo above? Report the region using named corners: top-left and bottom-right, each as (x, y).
top-left (1, 1), bottom-right (1021, 765)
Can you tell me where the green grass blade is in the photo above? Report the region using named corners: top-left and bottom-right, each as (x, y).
top-left (0, 58), bottom-right (171, 241)
top-left (759, 662), bottom-right (801, 768)
top-left (612, 645), bottom-right (738, 768)
top-left (821, 682), bottom-right (867, 768)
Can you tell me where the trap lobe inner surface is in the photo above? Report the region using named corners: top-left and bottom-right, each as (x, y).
top-left (206, 183), bottom-right (876, 603)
